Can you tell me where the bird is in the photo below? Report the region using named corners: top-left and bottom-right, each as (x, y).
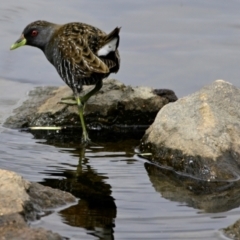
top-left (10, 20), bottom-right (120, 143)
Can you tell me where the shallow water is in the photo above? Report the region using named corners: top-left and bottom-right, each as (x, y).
top-left (1, 125), bottom-right (239, 240)
top-left (1, 1), bottom-right (240, 239)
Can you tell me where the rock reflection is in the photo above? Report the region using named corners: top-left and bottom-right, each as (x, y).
top-left (145, 162), bottom-right (240, 213)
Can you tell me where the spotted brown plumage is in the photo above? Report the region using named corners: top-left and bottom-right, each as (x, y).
top-left (10, 20), bottom-right (121, 143)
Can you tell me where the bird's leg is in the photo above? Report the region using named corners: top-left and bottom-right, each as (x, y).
top-left (75, 95), bottom-right (90, 143)
top-left (75, 80), bottom-right (102, 144)
top-left (80, 80), bottom-right (103, 105)
top-left (59, 80), bottom-right (103, 106)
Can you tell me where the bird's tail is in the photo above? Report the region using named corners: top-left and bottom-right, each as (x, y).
top-left (105, 27), bottom-right (121, 48)
top-left (97, 27), bottom-right (121, 57)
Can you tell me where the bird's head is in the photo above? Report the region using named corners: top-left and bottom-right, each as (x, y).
top-left (10, 20), bottom-right (57, 51)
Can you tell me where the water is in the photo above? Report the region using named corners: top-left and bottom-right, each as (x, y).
top-left (2, 0), bottom-right (240, 97)
top-left (1, 1), bottom-right (240, 239)
top-left (0, 126), bottom-right (237, 239)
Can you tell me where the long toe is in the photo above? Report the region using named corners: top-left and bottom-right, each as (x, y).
top-left (58, 99), bottom-right (77, 105)
top-left (81, 138), bottom-right (99, 146)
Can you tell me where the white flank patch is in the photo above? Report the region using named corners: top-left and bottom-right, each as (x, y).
top-left (97, 38), bottom-right (118, 56)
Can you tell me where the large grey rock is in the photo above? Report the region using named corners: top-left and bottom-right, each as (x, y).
top-left (0, 169), bottom-right (76, 239)
top-left (4, 79), bottom-right (177, 134)
top-left (140, 80), bottom-right (240, 181)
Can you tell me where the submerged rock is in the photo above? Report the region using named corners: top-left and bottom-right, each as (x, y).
top-left (140, 80), bottom-right (240, 182)
top-left (4, 79), bottom-right (177, 140)
top-left (0, 169), bottom-right (76, 239)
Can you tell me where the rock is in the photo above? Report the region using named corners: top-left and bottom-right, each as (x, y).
top-left (4, 86), bottom-right (58, 129)
top-left (25, 182), bottom-right (76, 221)
top-left (140, 80), bottom-right (240, 182)
top-left (223, 219), bottom-right (240, 240)
top-left (0, 169), bottom-right (30, 216)
top-left (0, 213), bottom-right (62, 240)
top-left (0, 169), bottom-right (76, 239)
top-left (4, 79), bottom-right (177, 140)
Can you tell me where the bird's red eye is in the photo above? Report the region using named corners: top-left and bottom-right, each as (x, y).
top-left (31, 30), bottom-right (38, 37)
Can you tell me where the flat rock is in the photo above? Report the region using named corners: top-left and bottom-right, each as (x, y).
top-left (140, 80), bottom-right (240, 182)
top-left (0, 169), bottom-right (76, 239)
top-left (4, 79), bottom-right (177, 139)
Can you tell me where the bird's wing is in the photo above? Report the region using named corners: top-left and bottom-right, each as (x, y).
top-left (57, 36), bottom-right (109, 78)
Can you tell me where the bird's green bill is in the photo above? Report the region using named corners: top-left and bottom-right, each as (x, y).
top-left (10, 35), bottom-right (27, 50)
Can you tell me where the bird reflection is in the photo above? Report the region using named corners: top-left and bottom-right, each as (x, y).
top-left (40, 144), bottom-right (116, 240)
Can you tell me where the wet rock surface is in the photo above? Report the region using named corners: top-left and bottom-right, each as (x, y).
top-left (4, 79), bottom-right (177, 140)
top-left (140, 80), bottom-right (240, 182)
top-left (0, 169), bottom-right (76, 239)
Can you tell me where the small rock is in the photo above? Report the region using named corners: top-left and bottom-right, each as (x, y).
top-left (0, 169), bottom-right (76, 239)
top-left (0, 213), bottom-right (62, 240)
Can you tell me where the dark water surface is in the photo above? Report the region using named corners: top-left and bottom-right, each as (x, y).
top-left (1, 1), bottom-right (240, 239)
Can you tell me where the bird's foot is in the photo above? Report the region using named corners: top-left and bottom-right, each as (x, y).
top-left (58, 99), bottom-right (77, 105)
top-left (81, 132), bottom-right (91, 145)
top-left (59, 96), bottom-right (87, 106)
top-left (58, 95), bottom-right (77, 105)
top-left (81, 132), bottom-right (98, 146)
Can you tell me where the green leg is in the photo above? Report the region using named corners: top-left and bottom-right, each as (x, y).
top-left (60, 80), bottom-right (103, 143)
top-left (76, 80), bottom-right (102, 144)
top-left (59, 99), bottom-right (77, 105)
top-left (59, 81), bottom-right (102, 106)
top-left (76, 96), bottom-right (90, 143)
top-left (81, 80), bottom-right (103, 105)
